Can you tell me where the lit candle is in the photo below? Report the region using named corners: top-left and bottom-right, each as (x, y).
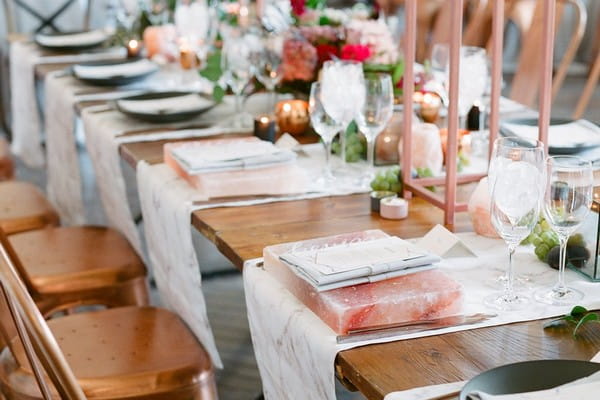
top-left (254, 115), bottom-right (277, 142)
top-left (179, 38), bottom-right (199, 70)
top-left (126, 39), bottom-right (141, 58)
top-left (275, 100), bottom-right (310, 136)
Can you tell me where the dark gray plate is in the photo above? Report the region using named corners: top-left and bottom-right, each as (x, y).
top-left (35, 30), bottom-right (108, 52)
top-left (500, 117), bottom-right (600, 155)
top-left (460, 360), bottom-right (600, 399)
top-left (73, 58), bottom-right (158, 87)
top-left (115, 91), bottom-right (217, 123)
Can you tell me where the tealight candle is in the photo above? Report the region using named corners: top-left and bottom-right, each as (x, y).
top-left (254, 115), bottom-right (277, 142)
top-left (414, 91), bottom-right (442, 123)
top-left (380, 197), bottom-right (409, 219)
top-left (179, 39), bottom-right (199, 70)
top-left (126, 39), bottom-right (141, 58)
top-left (370, 191), bottom-right (397, 212)
top-left (275, 100), bottom-right (310, 136)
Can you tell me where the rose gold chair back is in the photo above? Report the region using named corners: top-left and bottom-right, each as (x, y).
top-left (0, 230), bottom-right (85, 399)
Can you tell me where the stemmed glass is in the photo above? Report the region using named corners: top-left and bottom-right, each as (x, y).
top-left (320, 60), bottom-right (366, 171)
top-left (535, 156), bottom-right (593, 305)
top-left (222, 35), bottom-right (255, 127)
top-left (356, 73), bottom-right (394, 185)
top-left (115, 0), bottom-right (140, 32)
top-left (309, 82), bottom-right (343, 185)
top-left (253, 33), bottom-right (284, 114)
top-left (486, 137), bottom-right (545, 311)
top-left (144, 0), bottom-right (169, 25)
top-left (431, 44), bottom-right (488, 120)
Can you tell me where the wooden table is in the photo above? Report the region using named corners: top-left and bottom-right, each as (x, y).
top-left (120, 140), bottom-right (600, 399)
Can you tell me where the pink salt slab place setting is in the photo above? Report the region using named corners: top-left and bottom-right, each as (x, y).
top-left (263, 230), bottom-right (463, 335)
top-left (164, 137), bottom-right (309, 198)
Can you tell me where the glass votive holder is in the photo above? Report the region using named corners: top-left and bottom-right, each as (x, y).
top-left (254, 114), bottom-right (277, 142)
top-left (126, 39), bottom-right (142, 58)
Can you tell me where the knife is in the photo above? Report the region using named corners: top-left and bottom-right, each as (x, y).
top-left (336, 313), bottom-right (496, 345)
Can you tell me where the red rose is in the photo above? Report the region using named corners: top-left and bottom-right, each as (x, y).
top-left (315, 44), bottom-right (339, 64)
top-left (340, 44), bottom-right (371, 63)
top-left (291, 0), bottom-right (306, 16)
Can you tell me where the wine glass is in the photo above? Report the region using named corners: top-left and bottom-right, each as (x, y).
top-left (355, 73), bottom-right (394, 185)
top-left (116, 0), bottom-right (140, 32)
top-left (253, 33), bottom-right (284, 114)
top-left (431, 44), bottom-right (488, 119)
top-left (222, 35), bottom-right (255, 127)
top-left (145, 0), bottom-right (169, 25)
top-left (534, 156), bottom-right (593, 305)
top-left (320, 60), bottom-right (366, 171)
top-left (309, 82), bottom-right (343, 185)
top-left (486, 137), bottom-right (546, 311)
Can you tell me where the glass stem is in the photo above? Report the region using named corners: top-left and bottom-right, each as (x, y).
top-left (557, 235), bottom-right (568, 291)
top-left (505, 244), bottom-right (516, 297)
top-left (269, 88), bottom-right (277, 115)
top-left (339, 126), bottom-right (347, 165)
top-left (366, 135), bottom-right (375, 167)
top-left (234, 92), bottom-right (243, 114)
top-left (324, 139), bottom-right (333, 178)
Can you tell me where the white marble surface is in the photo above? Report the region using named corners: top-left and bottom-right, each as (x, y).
top-left (244, 233), bottom-right (600, 400)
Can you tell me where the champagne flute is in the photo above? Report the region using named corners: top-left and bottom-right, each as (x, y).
top-left (356, 73), bottom-right (394, 185)
top-left (253, 33), bottom-right (284, 114)
top-left (486, 137), bottom-right (545, 311)
top-left (309, 82), bottom-right (343, 185)
top-left (320, 60), bottom-right (365, 172)
top-left (534, 156), bottom-right (593, 305)
top-left (222, 35), bottom-right (254, 127)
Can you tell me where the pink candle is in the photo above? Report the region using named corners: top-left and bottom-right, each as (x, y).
top-left (488, 0), bottom-right (504, 158)
top-left (538, 0), bottom-right (557, 151)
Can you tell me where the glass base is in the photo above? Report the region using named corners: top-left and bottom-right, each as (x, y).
top-left (484, 292), bottom-right (529, 311)
top-left (485, 272), bottom-right (532, 290)
top-left (534, 286), bottom-right (584, 306)
top-left (314, 172), bottom-right (337, 189)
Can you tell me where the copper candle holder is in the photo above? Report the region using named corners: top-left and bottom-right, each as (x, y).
top-left (275, 100), bottom-right (310, 136)
top-left (413, 91), bottom-right (442, 123)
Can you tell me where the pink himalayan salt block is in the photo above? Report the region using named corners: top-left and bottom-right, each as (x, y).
top-left (164, 138), bottom-right (309, 198)
top-left (263, 230), bottom-right (464, 335)
top-left (143, 24), bottom-right (177, 60)
top-left (468, 177), bottom-right (499, 238)
top-left (405, 123), bottom-right (444, 176)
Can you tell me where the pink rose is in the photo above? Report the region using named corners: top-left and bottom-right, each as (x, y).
top-left (340, 44), bottom-right (371, 62)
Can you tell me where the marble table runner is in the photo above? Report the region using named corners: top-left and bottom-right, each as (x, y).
top-left (243, 233), bottom-right (600, 400)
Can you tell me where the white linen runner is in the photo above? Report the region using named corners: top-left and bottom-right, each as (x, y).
top-left (134, 149), bottom-right (368, 369)
top-left (244, 233), bottom-right (600, 400)
top-left (9, 40), bottom-right (123, 167)
top-left (80, 94), bottom-right (271, 254)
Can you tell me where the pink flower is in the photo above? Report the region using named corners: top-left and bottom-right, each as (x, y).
top-left (281, 38), bottom-right (318, 81)
top-left (345, 20), bottom-right (399, 64)
top-left (315, 44), bottom-right (339, 64)
top-left (340, 44), bottom-right (371, 62)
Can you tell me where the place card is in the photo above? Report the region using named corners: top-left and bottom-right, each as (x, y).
top-left (417, 224), bottom-right (477, 258)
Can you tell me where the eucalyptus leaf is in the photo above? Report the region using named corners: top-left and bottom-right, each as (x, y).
top-left (573, 313), bottom-right (599, 336)
top-left (212, 85), bottom-right (225, 103)
top-left (570, 305), bottom-right (589, 318)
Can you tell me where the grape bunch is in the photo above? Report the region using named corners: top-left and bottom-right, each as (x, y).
top-left (522, 217), bottom-right (586, 263)
top-left (370, 166), bottom-right (402, 193)
top-left (332, 130), bottom-right (366, 162)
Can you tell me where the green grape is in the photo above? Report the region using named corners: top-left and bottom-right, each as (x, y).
top-left (540, 219), bottom-right (551, 232)
top-left (531, 235), bottom-right (543, 247)
top-left (389, 182), bottom-right (401, 193)
top-left (568, 233), bottom-right (585, 247)
top-left (535, 243), bottom-right (550, 261)
top-left (540, 231), bottom-right (559, 248)
top-left (533, 224), bottom-right (543, 235)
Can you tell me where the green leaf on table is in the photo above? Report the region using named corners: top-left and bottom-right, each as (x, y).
top-left (199, 50), bottom-right (222, 82)
top-left (573, 313), bottom-right (599, 336)
top-left (392, 61), bottom-right (405, 86)
top-left (570, 305), bottom-right (589, 318)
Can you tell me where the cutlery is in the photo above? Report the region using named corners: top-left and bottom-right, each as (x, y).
top-left (336, 313), bottom-right (496, 345)
top-left (192, 192), bottom-right (323, 206)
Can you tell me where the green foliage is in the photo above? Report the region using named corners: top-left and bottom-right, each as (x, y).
top-left (199, 50), bottom-right (223, 82)
top-left (544, 306), bottom-right (600, 337)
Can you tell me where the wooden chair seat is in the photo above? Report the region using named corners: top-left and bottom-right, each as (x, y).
top-left (0, 181), bottom-right (59, 235)
top-left (3, 226), bottom-right (149, 318)
top-left (0, 306), bottom-right (217, 399)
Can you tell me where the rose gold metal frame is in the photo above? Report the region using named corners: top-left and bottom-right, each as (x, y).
top-left (401, 0), bottom-right (555, 225)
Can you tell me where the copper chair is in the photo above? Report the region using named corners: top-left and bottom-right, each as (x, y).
top-left (0, 181), bottom-right (59, 235)
top-left (0, 236), bottom-right (218, 399)
top-left (5, 226), bottom-right (149, 317)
